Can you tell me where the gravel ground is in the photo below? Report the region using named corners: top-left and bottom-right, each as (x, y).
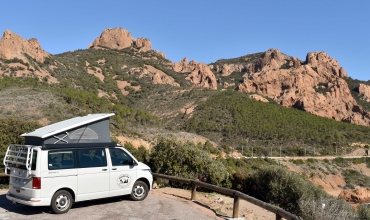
top-left (151, 187), bottom-right (276, 220)
top-left (0, 189), bottom-right (220, 220)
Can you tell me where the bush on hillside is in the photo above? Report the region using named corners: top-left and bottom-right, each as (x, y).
top-left (299, 193), bottom-right (357, 220)
top-left (150, 137), bottom-right (230, 187)
top-left (237, 165), bottom-right (328, 216)
top-left (0, 118), bottom-right (40, 171)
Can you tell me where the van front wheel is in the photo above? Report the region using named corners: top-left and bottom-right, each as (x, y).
top-left (50, 190), bottom-right (73, 214)
top-left (130, 180), bottom-right (149, 201)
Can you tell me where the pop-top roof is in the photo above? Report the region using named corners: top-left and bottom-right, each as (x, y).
top-left (21, 113), bottom-right (115, 139)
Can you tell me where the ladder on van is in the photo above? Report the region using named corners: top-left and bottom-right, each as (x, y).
top-left (3, 144), bottom-right (34, 178)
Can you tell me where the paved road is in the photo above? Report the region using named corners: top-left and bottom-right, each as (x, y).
top-left (0, 191), bottom-right (220, 220)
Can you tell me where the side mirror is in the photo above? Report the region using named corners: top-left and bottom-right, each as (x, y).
top-left (129, 160), bottom-right (138, 166)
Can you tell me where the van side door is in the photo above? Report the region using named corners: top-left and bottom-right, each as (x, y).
top-left (42, 150), bottom-right (78, 199)
top-left (108, 148), bottom-right (137, 197)
top-left (76, 148), bottom-right (109, 201)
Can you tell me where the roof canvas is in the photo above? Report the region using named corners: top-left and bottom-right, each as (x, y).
top-left (21, 113), bottom-right (115, 139)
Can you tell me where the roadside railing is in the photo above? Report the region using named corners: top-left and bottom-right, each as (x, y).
top-left (153, 173), bottom-right (302, 220)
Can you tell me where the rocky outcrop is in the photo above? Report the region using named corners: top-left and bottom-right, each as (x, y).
top-left (0, 30), bottom-right (50, 63)
top-left (134, 38), bottom-right (152, 52)
top-left (186, 63), bottom-right (217, 90)
top-left (339, 188), bottom-right (370, 203)
top-left (154, 50), bottom-right (166, 59)
top-left (249, 94), bottom-right (269, 103)
top-left (144, 65), bottom-right (180, 87)
top-left (306, 52), bottom-right (348, 78)
top-left (88, 28), bottom-right (132, 49)
top-left (173, 57), bottom-right (198, 72)
top-left (88, 28), bottom-right (168, 59)
top-left (237, 48), bottom-right (370, 126)
top-left (212, 50), bottom-right (302, 77)
top-left (223, 82), bottom-right (235, 89)
top-left (359, 83), bottom-right (370, 102)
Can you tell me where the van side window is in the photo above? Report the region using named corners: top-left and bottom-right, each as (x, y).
top-left (48, 151), bottom-right (75, 170)
top-left (77, 148), bottom-right (107, 168)
top-left (109, 148), bottom-right (134, 166)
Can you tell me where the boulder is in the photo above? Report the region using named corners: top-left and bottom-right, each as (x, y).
top-left (249, 94), bottom-right (269, 103)
top-left (186, 63), bottom-right (217, 90)
top-left (359, 83), bottom-right (370, 102)
top-left (339, 188), bottom-right (370, 203)
top-left (134, 38), bottom-right (152, 52)
top-left (173, 57), bottom-right (198, 72)
top-left (88, 28), bottom-right (132, 49)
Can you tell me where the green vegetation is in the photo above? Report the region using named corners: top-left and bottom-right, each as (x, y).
top-left (150, 137), bottom-right (230, 187)
top-left (184, 90), bottom-right (370, 153)
top-left (280, 63), bottom-right (291, 70)
top-left (0, 118), bottom-right (39, 171)
top-left (146, 138), bottom-right (359, 218)
top-left (314, 82), bottom-right (331, 94)
top-left (3, 46), bottom-right (370, 218)
top-left (210, 52), bottom-right (264, 66)
top-left (0, 75), bottom-right (160, 130)
top-left (343, 169), bottom-right (370, 189)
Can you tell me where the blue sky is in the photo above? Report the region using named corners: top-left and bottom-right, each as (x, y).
top-left (1, 1), bottom-right (369, 80)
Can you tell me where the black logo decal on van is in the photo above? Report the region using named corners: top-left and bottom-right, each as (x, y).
top-left (117, 174), bottom-right (131, 188)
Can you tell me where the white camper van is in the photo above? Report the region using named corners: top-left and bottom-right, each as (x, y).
top-left (3, 113), bottom-right (153, 214)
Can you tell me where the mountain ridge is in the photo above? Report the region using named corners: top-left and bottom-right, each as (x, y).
top-left (1, 27), bottom-right (370, 128)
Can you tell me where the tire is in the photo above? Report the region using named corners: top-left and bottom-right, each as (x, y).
top-left (130, 180), bottom-right (149, 201)
top-left (50, 190), bottom-right (73, 214)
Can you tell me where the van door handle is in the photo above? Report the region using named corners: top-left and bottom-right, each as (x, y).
top-left (112, 168), bottom-right (117, 170)
top-left (102, 169), bottom-right (107, 171)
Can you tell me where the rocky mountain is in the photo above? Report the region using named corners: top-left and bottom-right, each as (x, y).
top-left (88, 27), bottom-right (164, 57)
top-left (0, 30), bottom-right (50, 63)
top-left (211, 49), bottom-right (370, 126)
top-left (0, 28), bottom-right (370, 128)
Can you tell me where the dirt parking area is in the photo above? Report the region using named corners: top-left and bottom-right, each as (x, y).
top-left (0, 188), bottom-right (276, 220)
top-left (0, 189), bottom-right (219, 220)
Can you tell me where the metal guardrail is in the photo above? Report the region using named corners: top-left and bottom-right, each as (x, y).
top-left (153, 173), bottom-right (302, 220)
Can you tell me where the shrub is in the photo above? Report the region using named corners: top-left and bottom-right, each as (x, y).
top-left (333, 157), bottom-right (350, 167)
top-left (241, 165), bottom-right (327, 215)
top-left (299, 194), bottom-right (357, 220)
top-left (343, 169), bottom-right (370, 188)
top-left (149, 137), bottom-right (230, 187)
top-left (357, 204), bottom-right (370, 220)
top-left (292, 159), bottom-right (304, 165)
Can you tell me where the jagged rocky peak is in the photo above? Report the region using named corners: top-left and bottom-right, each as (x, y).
top-left (173, 57), bottom-right (198, 73)
top-left (306, 51), bottom-right (348, 78)
top-left (88, 28), bottom-right (133, 50)
top-left (87, 27), bottom-right (166, 58)
top-left (0, 30), bottom-right (50, 63)
top-left (237, 49), bottom-right (370, 126)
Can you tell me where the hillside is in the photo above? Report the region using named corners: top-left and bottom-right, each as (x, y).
top-left (1, 28), bottom-right (370, 151)
top-left (3, 27), bottom-right (370, 218)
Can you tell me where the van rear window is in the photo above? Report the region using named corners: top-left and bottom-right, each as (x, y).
top-left (48, 150), bottom-right (75, 170)
top-left (31, 151), bottom-right (37, 170)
